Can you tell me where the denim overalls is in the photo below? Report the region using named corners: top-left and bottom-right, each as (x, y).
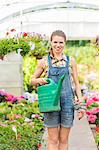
top-left (44, 54), bottom-right (74, 128)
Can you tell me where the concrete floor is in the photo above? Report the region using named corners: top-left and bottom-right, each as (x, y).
top-left (41, 112), bottom-right (97, 150)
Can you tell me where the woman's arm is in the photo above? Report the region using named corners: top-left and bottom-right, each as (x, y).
top-left (71, 57), bottom-right (85, 119)
top-left (31, 58), bottom-right (47, 86)
top-left (71, 57), bottom-right (82, 102)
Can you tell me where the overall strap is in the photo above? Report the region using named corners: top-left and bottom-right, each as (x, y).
top-left (66, 55), bottom-right (70, 67)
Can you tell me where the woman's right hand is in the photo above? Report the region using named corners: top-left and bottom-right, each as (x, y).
top-left (36, 78), bottom-right (48, 85)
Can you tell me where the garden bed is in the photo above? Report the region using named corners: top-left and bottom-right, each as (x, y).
top-left (0, 99), bottom-right (44, 150)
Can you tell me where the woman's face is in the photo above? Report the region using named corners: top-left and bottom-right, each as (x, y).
top-left (51, 35), bottom-right (65, 54)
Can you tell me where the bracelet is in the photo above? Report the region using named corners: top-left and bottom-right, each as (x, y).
top-left (74, 103), bottom-right (82, 110)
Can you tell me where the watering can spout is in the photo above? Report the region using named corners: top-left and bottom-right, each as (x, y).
top-left (54, 74), bottom-right (66, 106)
top-left (57, 74), bottom-right (66, 91)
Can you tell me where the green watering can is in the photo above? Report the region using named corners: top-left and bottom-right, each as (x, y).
top-left (37, 74), bottom-right (66, 113)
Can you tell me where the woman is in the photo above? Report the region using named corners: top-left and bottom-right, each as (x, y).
top-left (31, 30), bottom-right (84, 150)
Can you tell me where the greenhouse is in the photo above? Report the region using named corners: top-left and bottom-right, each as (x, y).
top-left (0, 0), bottom-right (99, 39)
top-left (0, 0), bottom-right (99, 150)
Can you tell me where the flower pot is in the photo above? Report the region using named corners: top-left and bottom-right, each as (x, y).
top-left (96, 126), bottom-right (99, 133)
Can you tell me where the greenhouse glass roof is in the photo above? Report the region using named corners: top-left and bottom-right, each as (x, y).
top-left (0, 0), bottom-right (99, 39)
top-left (0, 0), bottom-right (99, 19)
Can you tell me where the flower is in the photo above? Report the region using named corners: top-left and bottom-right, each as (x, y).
top-left (12, 125), bottom-right (17, 139)
top-left (14, 114), bottom-right (22, 119)
top-left (86, 92), bottom-right (99, 126)
top-left (23, 32), bottom-right (28, 37)
top-left (24, 117), bottom-right (31, 123)
top-left (38, 143), bottom-right (42, 150)
top-left (12, 125), bottom-right (17, 133)
top-left (29, 42), bottom-right (35, 51)
top-left (31, 114), bottom-right (40, 119)
top-left (0, 90), bottom-right (24, 103)
top-left (0, 89), bottom-right (7, 102)
top-left (0, 122), bottom-right (7, 127)
top-left (88, 114), bottom-right (97, 123)
top-left (23, 92), bottom-right (37, 102)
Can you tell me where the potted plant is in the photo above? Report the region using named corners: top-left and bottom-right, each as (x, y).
top-left (28, 33), bottom-right (50, 59)
top-left (0, 38), bottom-right (18, 57)
top-left (0, 32), bottom-right (50, 59)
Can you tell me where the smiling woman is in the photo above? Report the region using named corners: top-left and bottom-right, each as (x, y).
top-left (31, 30), bottom-right (85, 150)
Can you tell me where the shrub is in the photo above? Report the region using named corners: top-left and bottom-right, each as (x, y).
top-left (0, 38), bottom-right (18, 57)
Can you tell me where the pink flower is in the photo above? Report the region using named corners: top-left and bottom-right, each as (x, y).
top-left (16, 96), bottom-right (24, 102)
top-left (86, 92), bottom-right (99, 107)
top-left (86, 108), bottom-right (99, 115)
top-left (35, 114), bottom-right (40, 118)
top-left (6, 94), bottom-right (13, 100)
top-left (91, 95), bottom-right (99, 102)
top-left (90, 92), bottom-right (99, 102)
top-left (86, 110), bottom-right (92, 115)
top-left (6, 94), bottom-right (17, 102)
top-left (86, 99), bottom-right (94, 107)
top-left (0, 122), bottom-right (7, 127)
top-left (0, 90), bottom-right (6, 96)
top-left (91, 108), bottom-right (99, 114)
top-left (31, 114), bottom-right (40, 119)
top-left (14, 114), bottom-right (22, 119)
top-left (88, 114), bottom-right (97, 123)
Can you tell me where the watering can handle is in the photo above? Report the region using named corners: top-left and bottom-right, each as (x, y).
top-left (46, 78), bottom-right (55, 85)
top-left (45, 75), bottom-right (66, 87)
top-left (37, 78), bottom-right (54, 87)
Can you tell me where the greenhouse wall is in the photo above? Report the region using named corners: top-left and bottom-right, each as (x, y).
top-left (0, 54), bottom-right (23, 96)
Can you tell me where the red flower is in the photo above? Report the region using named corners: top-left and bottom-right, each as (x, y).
top-left (23, 32), bottom-right (28, 37)
top-left (38, 143), bottom-right (42, 150)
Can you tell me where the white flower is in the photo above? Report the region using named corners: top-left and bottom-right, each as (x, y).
top-left (12, 126), bottom-right (17, 133)
top-left (31, 114), bottom-right (36, 118)
top-left (86, 72), bottom-right (97, 81)
top-left (12, 125), bottom-right (17, 139)
top-left (24, 117), bottom-right (31, 122)
top-left (29, 42), bottom-right (35, 50)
